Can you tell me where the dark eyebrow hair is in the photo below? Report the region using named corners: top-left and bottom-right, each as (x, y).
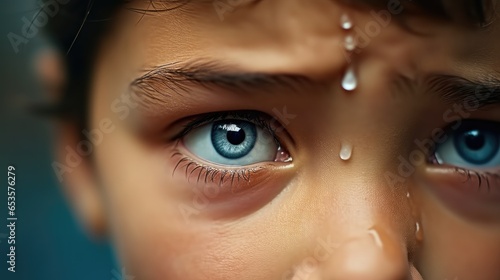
top-left (349, 0), bottom-right (495, 28)
top-left (131, 61), bottom-right (314, 98)
top-left (131, 61), bottom-right (500, 111)
top-left (426, 74), bottom-right (500, 109)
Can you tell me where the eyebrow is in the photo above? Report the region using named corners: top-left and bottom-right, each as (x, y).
top-left (131, 62), bottom-right (500, 109)
top-left (131, 62), bottom-right (314, 98)
top-left (426, 74), bottom-right (500, 109)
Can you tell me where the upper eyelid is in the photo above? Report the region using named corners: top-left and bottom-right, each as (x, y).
top-left (443, 119), bottom-right (500, 133)
top-left (177, 111), bottom-right (281, 139)
top-left (434, 119), bottom-right (500, 150)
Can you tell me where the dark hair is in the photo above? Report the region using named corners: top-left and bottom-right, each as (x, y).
top-left (42, 0), bottom-right (493, 133)
top-left (42, 0), bottom-right (188, 131)
top-left (42, 1), bottom-right (124, 131)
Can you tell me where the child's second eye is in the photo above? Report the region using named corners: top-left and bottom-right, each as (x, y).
top-left (434, 120), bottom-right (500, 168)
top-left (183, 119), bottom-right (281, 166)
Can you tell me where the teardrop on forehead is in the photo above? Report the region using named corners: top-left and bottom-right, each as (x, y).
top-left (341, 65), bottom-right (357, 92)
top-left (344, 35), bottom-right (356, 52)
top-left (339, 13), bottom-right (358, 93)
top-left (340, 14), bottom-right (353, 30)
top-left (340, 142), bottom-right (353, 161)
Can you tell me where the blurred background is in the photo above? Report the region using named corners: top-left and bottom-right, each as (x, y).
top-left (0, 1), bottom-right (116, 279)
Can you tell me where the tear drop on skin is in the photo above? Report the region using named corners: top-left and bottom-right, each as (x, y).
top-left (344, 35), bottom-right (356, 51)
top-left (415, 222), bottom-right (424, 242)
top-left (368, 228), bottom-right (384, 249)
top-left (340, 142), bottom-right (353, 161)
top-left (341, 65), bottom-right (357, 92)
top-left (340, 14), bottom-right (353, 30)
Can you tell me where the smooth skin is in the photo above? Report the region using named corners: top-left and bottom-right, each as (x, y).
top-left (48, 0), bottom-right (500, 279)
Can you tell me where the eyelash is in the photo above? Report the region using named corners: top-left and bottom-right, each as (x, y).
top-left (171, 111), bottom-right (283, 185)
top-left (448, 166), bottom-right (500, 192)
top-left (427, 158), bottom-right (499, 193)
top-left (427, 122), bottom-right (500, 192)
top-left (176, 111), bottom-right (281, 143)
top-left (172, 112), bottom-right (500, 192)
top-left (171, 152), bottom-right (264, 186)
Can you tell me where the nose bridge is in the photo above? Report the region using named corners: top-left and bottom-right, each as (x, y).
top-left (325, 164), bottom-right (415, 233)
top-left (309, 171), bottom-right (417, 280)
top-left (319, 226), bottom-right (411, 280)
top-left (337, 182), bottom-right (414, 279)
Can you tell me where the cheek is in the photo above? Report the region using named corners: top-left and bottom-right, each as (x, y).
top-left (91, 128), bottom-right (301, 280)
top-left (416, 188), bottom-right (500, 279)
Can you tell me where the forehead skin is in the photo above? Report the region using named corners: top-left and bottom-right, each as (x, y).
top-left (87, 1), bottom-right (500, 280)
top-left (137, 0), bottom-right (500, 78)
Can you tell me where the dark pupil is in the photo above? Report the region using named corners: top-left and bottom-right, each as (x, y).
top-left (227, 129), bottom-right (246, 145)
top-left (464, 130), bottom-right (485, 151)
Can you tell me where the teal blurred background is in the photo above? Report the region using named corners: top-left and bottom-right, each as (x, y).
top-left (0, 1), bottom-right (116, 279)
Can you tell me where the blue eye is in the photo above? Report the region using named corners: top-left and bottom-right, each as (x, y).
top-left (211, 121), bottom-right (257, 159)
top-left (434, 121), bottom-right (500, 168)
top-left (183, 119), bottom-right (278, 166)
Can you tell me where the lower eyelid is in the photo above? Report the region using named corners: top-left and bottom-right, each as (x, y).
top-left (422, 165), bottom-right (500, 223)
top-left (424, 165), bottom-right (500, 195)
top-left (166, 148), bottom-right (295, 218)
top-left (172, 152), bottom-right (263, 186)
top-left (170, 146), bottom-right (293, 190)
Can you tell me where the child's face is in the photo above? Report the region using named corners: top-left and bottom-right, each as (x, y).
top-left (63, 1), bottom-right (500, 279)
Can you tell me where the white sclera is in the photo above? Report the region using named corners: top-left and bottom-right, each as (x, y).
top-left (184, 122), bottom-right (278, 166)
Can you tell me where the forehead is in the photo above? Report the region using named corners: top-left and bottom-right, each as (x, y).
top-left (109, 0), bottom-right (500, 82)
top-left (148, 0), bottom-right (499, 22)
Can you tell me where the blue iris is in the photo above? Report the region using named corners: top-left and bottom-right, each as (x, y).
top-left (211, 120), bottom-right (257, 159)
top-left (434, 121), bottom-right (500, 169)
top-left (454, 127), bottom-right (499, 165)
